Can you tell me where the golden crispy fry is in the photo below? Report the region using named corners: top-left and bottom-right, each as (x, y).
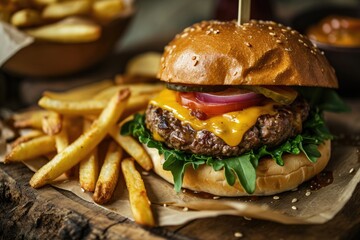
top-left (43, 79), bottom-right (114, 101)
top-left (94, 83), bottom-right (164, 101)
top-left (38, 96), bottom-right (107, 115)
top-left (114, 74), bottom-right (158, 85)
top-left (13, 110), bottom-right (48, 129)
top-left (10, 129), bottom-right (44, 148)
top-left (125, 52), bottom-right (162, 78)
top-left (79, 119), bottom-right (99, 192)
top-left (11, 8), bottom-right (42, 27)
top-left (30, 89), bottom-right (130, 188)
top-left (42, 111), bottom-right (62, 136)
top-left (26, 17), bottom-right (101, 43)
top-left (109, 121), bottom-right (153, 171)
top-left (92, 0), bottom-right (124, 22)
top-left (93, 141), bottom-right (122, 204)
top-left (5, 135), bottom-right (56, 163)
top-left (42, 0), bottom-right (91, 20)
top-left (54, 117), bottom-right (74, 179)
top-left (32, 0), bottom-right (58, 6)
top-left (121, 157), bottom-right (155, 226)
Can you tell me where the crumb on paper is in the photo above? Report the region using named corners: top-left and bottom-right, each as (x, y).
top-left (234, 232), bottom-right (243, 238)
top-left (292, 198), bottom-right (298, 203)
top-left (273, 196), bottom-right (280, 200)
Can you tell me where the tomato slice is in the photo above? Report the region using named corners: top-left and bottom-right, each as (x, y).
top-left (178, 92), bottom-right (264, 116)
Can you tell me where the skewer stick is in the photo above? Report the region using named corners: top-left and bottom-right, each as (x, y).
top-left (238, 0), bottom-right (251, 25)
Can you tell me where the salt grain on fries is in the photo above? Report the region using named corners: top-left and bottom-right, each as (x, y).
top-left (30, 89), bottom-right (130, 188)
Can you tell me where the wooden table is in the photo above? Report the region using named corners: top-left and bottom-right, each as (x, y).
top-left (1, 51), bottom-right (359, 239)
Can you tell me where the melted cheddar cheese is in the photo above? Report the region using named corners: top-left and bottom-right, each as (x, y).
top-left (150, 89), bottom-right (278, 146)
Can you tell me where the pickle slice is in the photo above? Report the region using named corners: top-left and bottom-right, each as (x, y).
top-left (166, 83), bottom-right (227, 92)
top-left (241, 86), bottom-right (298, 105)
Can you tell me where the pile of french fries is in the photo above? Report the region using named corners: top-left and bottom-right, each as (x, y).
top-left (0, 0), bottom-right (128, 43)
top-left (4, 76), bottom-right (164, 226)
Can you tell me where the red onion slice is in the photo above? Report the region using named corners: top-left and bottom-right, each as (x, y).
top-left (195, 89), bottom-right (263, 103)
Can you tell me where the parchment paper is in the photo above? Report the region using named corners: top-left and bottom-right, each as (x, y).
top-left (0, 21), bottom-right (34, 66)
top-left (1, 110), bottom-right (359, 226)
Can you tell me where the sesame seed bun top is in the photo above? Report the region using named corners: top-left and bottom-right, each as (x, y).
top-left (158, 20), bottom-right (338, 88)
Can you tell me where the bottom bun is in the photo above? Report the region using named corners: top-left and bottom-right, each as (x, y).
top-left (144, 140), bottom-right (331, 196)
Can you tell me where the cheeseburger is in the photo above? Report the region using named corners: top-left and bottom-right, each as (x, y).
top-left (122, 20), bottom-right (348, 196)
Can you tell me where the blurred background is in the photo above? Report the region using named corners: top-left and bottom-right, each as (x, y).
top-left (0, 0), bottom-right (359, 109)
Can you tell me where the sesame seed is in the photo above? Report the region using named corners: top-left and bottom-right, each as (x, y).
top-left (181, 33), bottom-right (189, 38)
top-left (163, 203), bottom-right (167, 207)
top-left (292, 198), bottom-right (298, 203)
top-left (193, 60), bottom-right (199, 66)
top-left (269, 32), bottom-right (276, 36)
top-left (245, 42), bottom-right (252, 47)
top-left (311, 50), bottom-right (316, 55)
top-left (234, 232), bottom-right (243, 238)
top-left (273, 196), bottom-right (280, 200)
top-left (243, 216), bottom-right (252, 221)
top-left (183, 207), bottom-right (189, 211)
top-left (182, 189), bottom-right (186, 193)
top-left (292, 206), bottom-right (298, 210)
top-left (281, 28), bottom-right (288, 32)
top-left (213, 196), bottom-right (220, 200)
top-left (285, 48), bottom-right (292, 52)
top-left (349, 168), bottom-right (354, 174)
top-left (268, 26), bottom-right (273, 30)
top-left (286, 26), bottom-right (292, 30)
top-left (298, 39), bottom-right (304, 43)
top-left (291, 30), bottom-right (297, 34)
top-left (303, 43), bottom-right (309, 48)
top-left (276, 40), bottom-right (282, 44)
top-left (321, 51), bottom-right (325, 55)
top-left (142, 171), bottom-right (149, 176)
top-left (305, 191), bottom-right (311, 196)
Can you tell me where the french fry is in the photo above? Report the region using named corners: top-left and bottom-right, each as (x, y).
top-left (5, 135), bottom-right (56, 163)
top-left (94, 83), bottom-right (164, 101)
top-left (125, 52), bottom-right (162, 78)
top-left (114, 74), bottom-right (159, 85)
top-left (10, 129), bottom-right (44, 148)
top-left (38, 96), bottom-right (107, 115)
top-left (42, 0), bottom-right (91, 20)
top-left (11, 9), bottom-right (42, 27)
top-left (79, 119), bottom-right (99, 192)
top-left (43, 79), bottom-right (114, 101)
top-left (29, 89), bottom-right (130, 188)
top-left (93, 141), bottom-right (122, 204)
top-left (109, 121), bottom-right (153, 171)
top-left (42, 111), bottom-right (62, 136)
top-left (32, 0), bottom-right (58, 6)
top-left (26, 17), bottom-right (101, 43)
top-left (121, 157), bottom-right (155, 226)
top-left (92, 0), bottom-right (124, 22)
top-left (12, 110), bottom-right (48, 129)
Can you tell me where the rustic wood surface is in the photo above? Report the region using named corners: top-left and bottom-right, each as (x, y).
top-left (1, 162), bottom-right (360, 240)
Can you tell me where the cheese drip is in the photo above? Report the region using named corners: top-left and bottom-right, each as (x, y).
top-left (150, 89), bottom-right (278, 146)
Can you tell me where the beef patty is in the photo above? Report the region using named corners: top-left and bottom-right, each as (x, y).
top-left (145, 98), bottom-right (310, 157)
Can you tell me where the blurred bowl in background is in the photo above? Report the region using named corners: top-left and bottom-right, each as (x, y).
top-left (2, 3), bottom-right (135, 78)
top-left (291, 5), bottom-right (360, 97)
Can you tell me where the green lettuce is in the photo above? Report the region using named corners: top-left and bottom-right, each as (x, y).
top-left (120, 88), bottom-right (348, 194)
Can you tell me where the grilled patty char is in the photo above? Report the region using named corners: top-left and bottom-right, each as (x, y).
top-left (145, 98), bottom-right (310, 157)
